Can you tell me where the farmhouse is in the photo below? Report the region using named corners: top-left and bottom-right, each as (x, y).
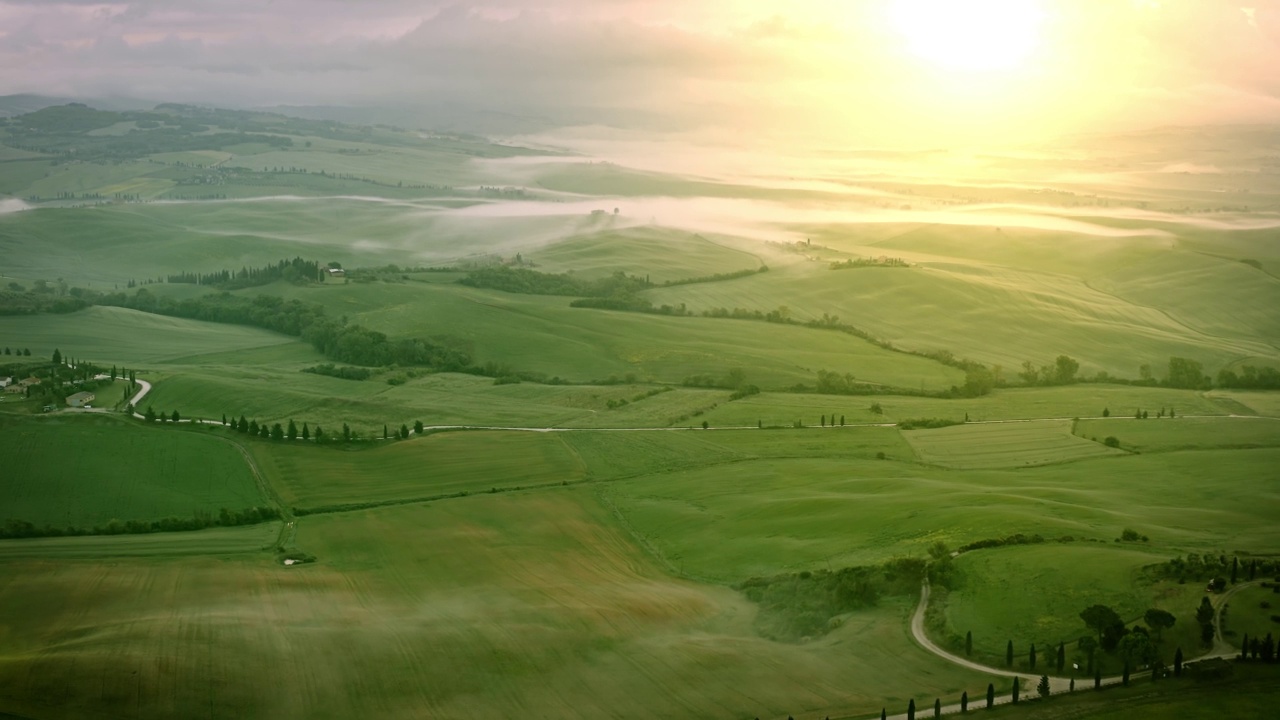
top-left (66, 391), bottom-right (95, 407)
top-left (2, 384), bottom-right (22, 395)
top-left (327, 268), bottom-right (346, 278)
top-left (0, 376), bottom-right (11, 387)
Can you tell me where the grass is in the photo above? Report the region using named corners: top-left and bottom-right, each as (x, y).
top-left (0, 413), bottom-right (264, 528)
top-left (1223, 584), bottom-right (1280, 644)
top-left (249, 429), bottom-right (587, 510)
top-left (941, 544), bottom-right (1182, 662)
top-left (0, 491), bottom-right (988, 720)
top-left (903, 420), bottom-right (1126, 469)
top-left (0, 305), bottom-right (304, 366)
top-left (528, 226), bottom-right (763, 283)
top-left (1075, 416), bottom-right (1280, 453)
top-left (261, 279), bottom-right (966, 390)
top-left (603, 444), bottom-right (1280, 584)
top-left (0, 522), bottom-right (279, 559)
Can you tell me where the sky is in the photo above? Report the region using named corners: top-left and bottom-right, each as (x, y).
top-left (1, 0), bottom-right (1278, 147)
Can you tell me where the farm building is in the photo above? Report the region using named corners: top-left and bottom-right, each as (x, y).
top-left (0, 376), bottom-right (11, 387)
top-left (3, 384), bottom-right (22, 395)
top-left (18, 376), bottom-right (41, 387)
top-left (66, 391), bottom-right (95, 407)
top-left (327, 268), bottom-right (346, 277)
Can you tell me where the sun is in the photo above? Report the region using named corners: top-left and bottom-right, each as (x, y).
top-left (888, 0), bottom-right (1046, 72)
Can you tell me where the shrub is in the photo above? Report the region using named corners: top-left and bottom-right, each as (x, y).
top-left (1104, 436), bottom-right (1120, 448)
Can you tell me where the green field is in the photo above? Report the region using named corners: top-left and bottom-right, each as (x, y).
top-left (904, 420), bottom-right (1125, 469)
top-left (5, 105), bottom-right (1280, 720)
top-left (0, 414), bottom-right (264, 528)
top-left (0, 305), bottom-right (307, 366)
top-left (1075, 416), bottom-right (1280, 453)
top-left (941, 544), bottom-right (1189, 663)
top-left (603, 444), bottom-right (1280, 583)
top-left (0, 493), bottom-right (987, 720)
top-left (250, 430), bottom-right (587, 509)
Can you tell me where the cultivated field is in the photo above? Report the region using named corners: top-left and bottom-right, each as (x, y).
top-left (903, 420), bottom-right (1125, 469)
top-left (0, 414), bottom-right (264, 528)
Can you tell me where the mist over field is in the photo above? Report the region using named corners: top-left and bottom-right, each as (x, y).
top-left (2, 2), bottom-right (1280, 719)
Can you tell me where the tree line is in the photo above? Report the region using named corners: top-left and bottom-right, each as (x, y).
top-left (0, 506), bottom-right (281, 540)
top-left (164, 257), bottom-right (324, 290)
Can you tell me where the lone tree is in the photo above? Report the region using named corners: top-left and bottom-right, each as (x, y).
top-left (1081, 605), bottom-right (1123, 648)
top-left (934, 698), bottom-right (940, 718)
top-left (1144, 608), bottom-right (1176, 641)
top-left (960, 691), bottom-right (968, 713)
top-left (1006, 639), bottom-right (1014, 666)
top-left (986, 683), bottom-right (994, 709)
top-left (1038, 675), bottom-right (1050, 699)
top-left (907, 699), bottom-right (915, 720)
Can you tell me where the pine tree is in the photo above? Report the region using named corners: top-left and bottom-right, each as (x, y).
top-left (238, 415), bottom-right (248, 433)
top-left (271, 423), bottom-right (284, 441)
top-left (314, 425), bottom-right (324, 442)
top-left (52, 348), bottom-right (61, 365)
top-left (400, 424), bottom-right (410, 439)
top-left (171, 410), bottom-right (180, 423)
top-left (414, 420), bottom-right (424, 434)
top-left (302, 423), bottom-right (310, 440)
top-left (1037, 675), bottom-right (1050, 699)
top-left (144, 406), bottom-right (156, 422)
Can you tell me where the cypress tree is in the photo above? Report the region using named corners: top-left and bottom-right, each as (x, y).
top-left (960, 691), bottom-right (967, 712)
top-left (383, 424), bottom-right (389, 440)
top-left (1174, 647), bottom-right (1183, 676)
top-left (907, 698), bottom-right (915, 720)
top-left (1057, 641), bottom-right (1065, 672)
top-left (1094, 667), bottom-right (1101, 689)
top-left (1069, 678), bottom-right (1075, 693)
top-left (1006, 639), bottom-right (1014, 666)
top-left (986, 684), bottom-right (994, 708)
top-left (287, 419), bottom-right (298, 440)
top-left (1012, 677), bottom-right (1020, 704)
top-left (1122, 662), bottom-right (1130, 686)
top-left (1038, 675), bottom-right (1050, 699)
top-left (1030, 643), bottom-right (1037, 670)
top-left (1231, 556), bottom-right (1239, 583)
top-left (881, 710), bottom-right (886, 720)
top-left (1242, 633), bottom-right (1249, 660)
top-left (965, 630), bottom-right (972, 656)
top-left (302, 423), bottom-right (310, 440)
top-left (934, 698), bottom-right (940, 718)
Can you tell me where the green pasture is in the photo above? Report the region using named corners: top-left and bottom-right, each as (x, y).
top-left (1223, 584), bottom-right (1280, 643)
top-left (248, 430), bottom-right (586, 509)
top-left (904, 420), bottom-right (1125, 469)
top-left (642, 227), bottom-right (1280, 377)
top-left (0, 414), bottom-right (263, 528)
top-left (262, 279), bottom-right (965, 390)
top-left (0, 492), bottom-right (987, 720)
top-left (529, 226), bottom-right (762, 282)
top-left (941, 544), bottom-right (1189, 662)
top-left (0, 306), bottom-right (303, 366)
top-left (1075, 416), bottom-right (1280, 453)
top-left (604, 445), bottom-right (1280, 583)
top-left (1210, 390), bottom-right (1280, 417)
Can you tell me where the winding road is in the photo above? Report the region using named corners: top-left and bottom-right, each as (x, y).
top-left (894, 577), bottom-right (1259, 719)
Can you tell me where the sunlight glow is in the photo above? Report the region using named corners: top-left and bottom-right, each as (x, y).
top-left (888, 0), bottom-right (1046, 72)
